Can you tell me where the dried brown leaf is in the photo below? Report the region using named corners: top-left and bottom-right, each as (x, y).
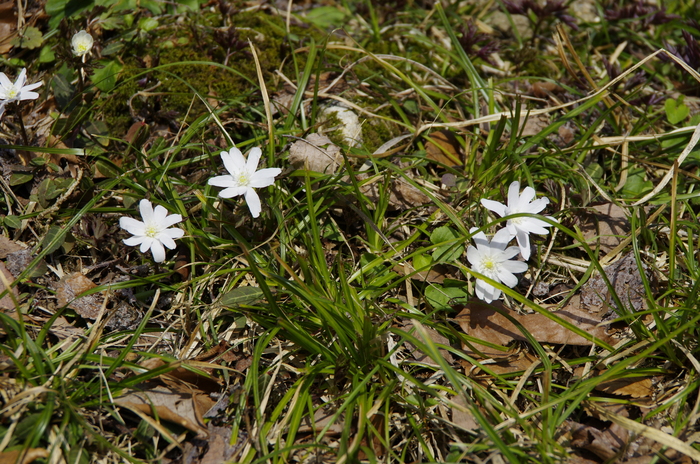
top-left (578, 252), bottom-right (649, 319)
top-left (359, 174), bottom-right (432, 210)
top-left (451, 395), bottom-right (478, 432)
top-left (0, 3), bottom-right (17, 55)
top-left (55, 272), bottom-right (103, 319)
top-left (456, 300), bottom-right (613, 350)
top-left (520, 113), bottom-right (550, 136)
top-left (0, 448), bottom-right (49, 464)
top-left (579, 203), bottom-right (630, 254)
top-left (425, 130), bottom-right (463, 166)
top-left (289, 133), bottom-right (342, 174)
top-left (116, 383), bottom-right (209, 438)
top-left (405, 321), bottom-right (454, 366)
top-left (0, 262), bottom-right (19, 312)
top-left (0, 236), bottom-right (24, 259)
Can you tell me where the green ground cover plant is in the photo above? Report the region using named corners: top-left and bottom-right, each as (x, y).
top-left (1, 0), bottom-right (700, 462)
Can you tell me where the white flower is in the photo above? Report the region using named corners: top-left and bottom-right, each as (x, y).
top-left (71, 30), bottom-right (94, 57)
top-left (119, 199), bottom-right (184, 263)
top-left (208, 146), bottom-right (282, 218)
top-left (480, 181), bottom-right (556, 260)
top-left (0, 68), bottom-right (42, 104)
top-left (467, 227), bottom-right (528, 303)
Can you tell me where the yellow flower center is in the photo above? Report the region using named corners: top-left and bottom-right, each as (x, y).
top-left (236, 171), bottom-right (251, 186)
top-left (7, 87), bottom-right (18, 99)
top-left (145, 224), bottom-right (159, 238)
top-left (481, 258), bottom-right (495, 271)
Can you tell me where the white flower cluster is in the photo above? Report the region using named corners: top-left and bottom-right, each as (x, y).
top-left (120, 146), bottom-right (281, 262)
top-left (467, 181), bottom-right (556, 303)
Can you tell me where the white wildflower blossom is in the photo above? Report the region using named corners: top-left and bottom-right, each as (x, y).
top-left (467, 227), bottom-right (528, 303)
top-left (481, 181), bottom-right (556, 260)
top-left (71, 30), bottom-right (94, 57)
top-left (0, 68), bottom-right (42, 104)
top-left (119, 199), bottom-right (185, 263)
top-left (208, 146), bottom-right (282, 218)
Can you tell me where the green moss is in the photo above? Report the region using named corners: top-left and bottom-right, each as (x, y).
top-left (317, 111), bottom-right (346, 147)
top-left (361, 118), bottom-right (401, 153)
top-left (99, 10), bottom-right (313, 139)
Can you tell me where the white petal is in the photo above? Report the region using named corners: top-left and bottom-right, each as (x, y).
top-left (138, 199), bottom-right (154, 223)
top-left (525, 197), bottom-right (549, 214)
top-left (0, 73), bottom-right (11, 89)
top-left (222, 147), bottom-right (245, 174)
top-left (516, 228), bottom-right (531, 260)
top-left (470, 229), bottom-right (489, 248)
top-left (208, 174), bottom-right (236, 188)
top-left (123, 236), bottom-right (145, 247)
top-left (150, 241), bottom-right (166, 262)
top-left (501, 259), bottom-right (528, 274)
top-left (119, 217), bottom-right (146, 235)
top-left (507, 181), bottom-right (521, 208)
top-left (520, 218), bottom-right (550, 235)
top-left (164, 227), bottom-right (184, 239)
top-left (476, 279), bottom-right (499, 303)
top-left (499, 246), bottom-right (522, 261)
top-left (466, 245), bottom-right (480, 266)
top-left (159, 235), bottom-right (177, 250)
top-left (492, 227), bottom-right (515, 249)
top-left (15, 68), bottom-right (26, 88)
top-left (218, 187), bottom-right (245, 198)
top-left (161, 214), bottom-right (183, 228)
top-left (244, 188), bottom-right (262, 217)
top-left (497, 268), bottom-right (518, 288)
top-left (152, 204), bottom-right (169, 223)
top-left (481, 199), bottom-right (507, 217)
top-left (19, 90), bottom-right (39, 101)
top-left (249, 168), bottom-right (281, 188)
top-left (519, 186), bottom-right (536, 205)
top-left (246, 147), bottom-right (263, 173)
top-left (139, 237), bottom-right (154, 253)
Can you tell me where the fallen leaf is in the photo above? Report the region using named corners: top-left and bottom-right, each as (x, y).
top-left (199, 424), bottom-right (238, 464)
top-left (6, 249), bottom-right (47, 279)
top-left (116, 382), bottom-right (210, 438)
top-left (358, 173), bottom-right (433, 210)
top-left (450, 395), bottom-right (478, 432)
top-left (392, 263), bottom-right (453, 283)
top-left (578, 252), bottom-right (649, 320)
top-left (55, 272), bottom-right (103, 319)
top-left (0, 3), bottom-right (18, 55)
top-left (0, 448), bottom-right (49, 464)
top-left (570, 403), bottom-right (630, 461)
top-left (579, 203), bottom-right (630, 254)
top-left (0, 262), bottom-right (19, 311)
top-left (531, 81), bottom-right (563, 99)
top-left (520, 113), bottom-right (550, 136)
top-left (425, 130), bottom-right (463, 166)
top-left (289, 133), bottom-right (342, 174)
top-left (455, 299), bottom-right (613, 353)
top-left (0, 236), bottom-right (24, 259)
top-left (573, 367), bottom-right (654, 398)
top-left (403, 321), bottom-right (454, 366)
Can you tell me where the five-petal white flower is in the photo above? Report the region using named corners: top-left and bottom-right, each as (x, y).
top-left (467, 227), bottom-right (528, 303)
top-left (119, 199), bottom-right (185, 263)
top-left (71, 30), bottom-right (94, 57)
top-left (208, 146), bottom-right (281, 218)
top-left (0, 68), bottom-right (42, 104)
top-left (480, 181), bottom-right (556, 261)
